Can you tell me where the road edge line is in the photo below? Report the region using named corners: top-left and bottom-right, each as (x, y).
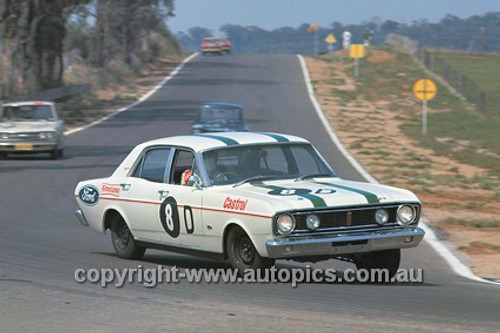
top-left (297, 54), bottom-right (498, 285)
top-left (64, 53), bottom-right (199, 136)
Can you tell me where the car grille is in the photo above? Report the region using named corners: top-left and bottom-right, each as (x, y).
top-left (6, 132), bottom-right (40, 140)
top-left (289, 204), bottom-right (420, 236)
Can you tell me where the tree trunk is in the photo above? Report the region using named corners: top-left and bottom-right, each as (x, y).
top-left (92, 0), bottom-right (109, 67)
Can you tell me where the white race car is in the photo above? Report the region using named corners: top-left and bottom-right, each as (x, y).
top-left (75, 132), bottom-right (424, 277)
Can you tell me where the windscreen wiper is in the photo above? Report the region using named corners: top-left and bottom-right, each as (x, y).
top-left (294, 173), bottom-right (332, 182)
top-left (233, 175), bottom-right (279, 188)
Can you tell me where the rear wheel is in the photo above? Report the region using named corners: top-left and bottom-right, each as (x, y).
top-left (354, 249), bottom-right (400, 281)
top-left (110, 214), bottom-right (145, 259)
top-left (226, 227), bottom-right (274, 275)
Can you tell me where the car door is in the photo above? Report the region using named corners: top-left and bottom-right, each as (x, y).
top-left (121, 146), bottom-right (173, 243)
top-left (160, 148), bottom-right (205, 250)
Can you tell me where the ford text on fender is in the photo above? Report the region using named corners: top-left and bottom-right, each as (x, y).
top-left (74, 132), bottom-right (425, 278)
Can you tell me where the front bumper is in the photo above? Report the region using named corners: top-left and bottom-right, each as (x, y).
top-left (265, 227), bottom-right (425, 259)
top-left (0, 142), bottom-right (57, 152)
top-left (76, 209), bottom-right (89, 227)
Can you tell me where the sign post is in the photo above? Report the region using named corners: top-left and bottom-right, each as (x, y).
top-left (308, 24), bottom-right (319, 55)
top-left (412, 79), bottom-right (437, 135)
top-left (349, 44), bottom-right (365, 77)
top-left (325, 33), bottom-right (336, 52)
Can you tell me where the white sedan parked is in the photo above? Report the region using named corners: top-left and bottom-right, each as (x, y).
top-left (75, 132), bottom-right (424, 277)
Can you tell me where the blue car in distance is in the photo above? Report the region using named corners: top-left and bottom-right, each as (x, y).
top-left (191, 103), bottom-right (249, 134)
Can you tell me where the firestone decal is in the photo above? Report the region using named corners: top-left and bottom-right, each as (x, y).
top-left (79, 185), bottom-right (99, 206)
top-left (223, 197), bottom-right (248, 211)
top-left (101, 183), bottom-right (121, 197)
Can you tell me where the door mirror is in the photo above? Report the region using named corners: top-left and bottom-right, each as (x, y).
top-left (187, 174), bottom-right (202, 189)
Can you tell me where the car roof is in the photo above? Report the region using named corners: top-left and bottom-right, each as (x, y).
top-left (2, 101), bottom-right (54, 107)
top-left (137, 132), bottom-right (309, 153)
top-left (201, 103), bottom-right (244, 111)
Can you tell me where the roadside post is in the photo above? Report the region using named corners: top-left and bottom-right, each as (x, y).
top-left (349, 44), bottom-right (365, 77)
top-left (325, 33), bottom-right (336, 52)
top-left (412, 78), bottom-right (437, 135)
top-left (308, 24), bottom-right (319, 55)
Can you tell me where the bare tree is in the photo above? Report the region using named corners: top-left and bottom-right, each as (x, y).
top-left (1, 0), bottom-right (87, 96)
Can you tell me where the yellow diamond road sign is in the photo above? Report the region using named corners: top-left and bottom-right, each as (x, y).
top-left (349, 44), bottom-right (365, 58)
top-left (413, 79), bottom-right (437, 101)
top-left (325, 33), bottom-right (336, 43)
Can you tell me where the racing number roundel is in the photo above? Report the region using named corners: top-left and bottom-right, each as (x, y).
top-left (160, 197), bottom-right (180, 238)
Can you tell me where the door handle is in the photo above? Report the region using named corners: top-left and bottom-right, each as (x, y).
top-left (158, 190), bottom-right (169, 200)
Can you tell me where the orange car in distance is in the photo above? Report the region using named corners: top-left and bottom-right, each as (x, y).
top-left (201, 36), bottom-right (222, 55)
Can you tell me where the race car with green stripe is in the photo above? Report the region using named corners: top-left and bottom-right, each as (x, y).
top-left (75, 132), bottom-right (424, 278)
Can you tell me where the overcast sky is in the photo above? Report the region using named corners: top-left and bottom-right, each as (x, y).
top-left (167, 0), bottom-right (500, 33)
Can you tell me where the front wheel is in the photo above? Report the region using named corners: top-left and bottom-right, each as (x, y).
top-left (354, 249), bottom-right (400, 281)
top-left (111, 214), bottom-right (145, 259)
top-left (226, 227), bottom-right (275, 275)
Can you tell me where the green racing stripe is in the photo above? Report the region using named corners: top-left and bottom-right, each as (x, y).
top-left (251, 182), bottom-right (327, 208)
top-left (313, 181), bottom-right (380, 204)
top-left (194, 134), bottom-right (239, 145)
top-left (256, 132), bottom-right (290, 142)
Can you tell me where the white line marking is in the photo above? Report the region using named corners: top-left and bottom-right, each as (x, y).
top-left (64, 53), bottom-right (198, 136)
top-left (297, 54), bottom-right (498, 285)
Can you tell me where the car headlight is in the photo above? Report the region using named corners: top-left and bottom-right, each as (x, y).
top-left (306, 214), bottom-right (321, 230)
top-left (276, 214), bottom-right (296, 235)
top-left (0, 133), bottom-right (9, 140)
top-left (397, 205), bottom-right (416, 226)
top-left (375, 209), bottom-right (389, 225)
top-left (39, 132), bottom-right (55, 139)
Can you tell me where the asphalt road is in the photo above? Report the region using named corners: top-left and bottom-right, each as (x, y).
top-left (1, 54), bottom-right (499, 332)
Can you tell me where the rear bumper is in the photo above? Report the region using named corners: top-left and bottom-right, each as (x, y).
top-left (75, 209), bottom-right (89, 227)
top-left (265, 227), bottom-right (425, 259)
top-left (202, 47), bottom-right (221, 53)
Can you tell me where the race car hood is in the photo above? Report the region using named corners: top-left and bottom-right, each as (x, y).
top-left (0, 120), bottom-right (57, 132)
top-left (207, 177), bottom-right (420, 215)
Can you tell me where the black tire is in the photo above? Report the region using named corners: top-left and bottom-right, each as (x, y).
top-left (110, 214), bottom-right (145, 259)
top-left (226, 227), bottom-right (274, 275)
top-left (50, 148), bottom-right (59, 160)
top-left (58, 148), bottom-right (64, 158)
top-left (0, 152), bottom-right (7, 160)
top-left (354, 249), bottom-right (401, 281)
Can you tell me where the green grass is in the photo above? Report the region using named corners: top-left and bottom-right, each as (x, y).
top-left (433, 52), bottom-right (500, 93)
top-left (444, 218), bottom-right (500, 229)
top-left (316, 46), bottom-right (500, 180)
top-left (459, 242), bottom-right (500, 252)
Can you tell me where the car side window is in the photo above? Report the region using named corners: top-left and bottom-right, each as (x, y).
top-left (134, 148), bottom-right (171, 183)
top-left (170, 149), bottom-right (195, 185)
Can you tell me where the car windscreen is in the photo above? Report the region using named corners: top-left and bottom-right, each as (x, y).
top-left (1, 105), bottom-right (54, 121)
top-left (199, 108), bottom-right (241, 123)
top-left (202, 143), bottom-right (334, 185)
